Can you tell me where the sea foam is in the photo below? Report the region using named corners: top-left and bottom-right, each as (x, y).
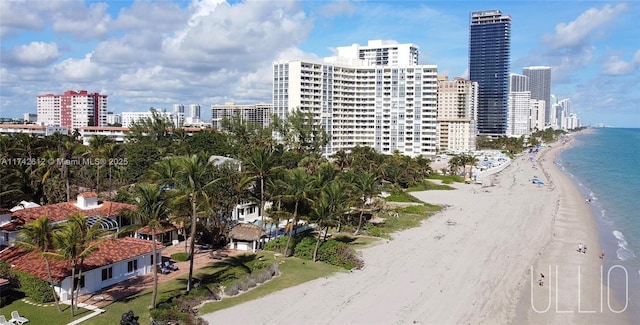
top-left (613, 230), bottom-right (637, 260)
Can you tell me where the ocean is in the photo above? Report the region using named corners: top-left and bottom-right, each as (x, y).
top-left (556, 127), bottom-right (640, 318)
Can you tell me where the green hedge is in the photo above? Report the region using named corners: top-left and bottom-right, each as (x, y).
top-left (12, 270), bottom-right (55, 303)
top-left (264, 236), bottom-right (296, 255)
top-left (316, 240), bottom-right (363, 270)
top-left (291, 237), bottom-right (364, 270)
top-left (292, 237), bottom-right (316, 260)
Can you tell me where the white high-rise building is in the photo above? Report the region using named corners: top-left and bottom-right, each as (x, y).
top-left (189, 104), bottom-right (201, 120)
top-left (530, 99), bottom-right (546, 132)
top-left (211, 102), bottom-right (272, 130)
top-left (336, 40), bottom-right (420, 66)
top-left (106, 112), bottom-right (121, 125)
top-left (556, 98), bottom-right (572, 130)
top-left (507, 73), bottom-right (532, 137)
top-left (436, 76), bottom-right (478, 152)
top-left (121, 111), bottom-right (179, 128)
top-left (173, 104), bottom-right (185, 114)
top-left (523, 66), bottom-right (552, 125)
top-left (23, 113), bottom-right (37, 123)
top-left (273, 56), bottom-right (438, 157)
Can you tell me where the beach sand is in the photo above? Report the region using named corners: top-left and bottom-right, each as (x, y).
top-left (201, 139), bottom-right (629, 324)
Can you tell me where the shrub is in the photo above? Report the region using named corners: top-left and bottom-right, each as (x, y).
top-left (317, 240), bottom-right (364, 270)
top-left (267, 263), bottom-right (280, 277)
top-left (246, 277), bottom-right (257, 288)
top-left (150, 306), bottom-right (186, 323)
top-left (171, 252), bottom-right (190, 261)
top-left (248, 260), bottom-right (267, 272)
top-left (238, 280), bottom-right (249, 291)
top-left (255, 270), bottom-right (270, 283)
top-left (224, 283), bottom-right (239, 296)
top-left (293, 237), bottom-right (316, 260)
top-left (264, 236), bottom-right (295, 255)
top-left (364, 223), bottom-right (385, 238)
top-left (11, 270), bottom-right (55, 303)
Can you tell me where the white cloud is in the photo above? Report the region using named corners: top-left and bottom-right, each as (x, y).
top-left (0, 0), bottom-right (45, 38)
top-left (317, 0), bottom-right (357, 18)
top-left (92, 31), bottom-right (163, 65)
top-left (110, 0), bottom-right (189, 32)
top-left (51, 54), bottom-right (107, 82)
top-left (542, 3), bottom-right (629, 49)
top-left (9, 42), bottom-right (61, 67)
top-left (601, 50), bottom-right (640, 75)
top-left (162, 0), bottom-right (312, 71)
top-left (114, 66), bottom-right (184, 92)
top-left (51, 1), bottom-right (111, 40)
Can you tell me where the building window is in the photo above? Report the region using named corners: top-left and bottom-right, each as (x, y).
top-left (101, 267), bottom-right (113, 281)
top-left (127, 260), bottom-right (138, 273)
top-left (74, 275), bottom-right (85, 289)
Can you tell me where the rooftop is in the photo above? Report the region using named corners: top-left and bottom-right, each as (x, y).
top-left (0, 237), bottom-right (163, 283)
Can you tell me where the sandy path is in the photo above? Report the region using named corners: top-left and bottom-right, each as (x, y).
top-left (201, 139), bottom-right (626, 324)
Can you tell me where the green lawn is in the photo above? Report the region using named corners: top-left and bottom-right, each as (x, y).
top-left (198, 256), bottom-right (343, 314)
top-left (76, 251), bottom-right (342, 324)
top-left (0, 294), bottom-right (93, 325)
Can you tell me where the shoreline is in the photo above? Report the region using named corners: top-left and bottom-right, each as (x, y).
top-left (201, 134), bottom-right (630, 324)
top-left (513, 133), bottom-right (629, 324)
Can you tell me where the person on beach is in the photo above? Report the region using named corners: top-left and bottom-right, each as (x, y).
top-left (600, 250), bottom-right (605, 260)
top-left (538, 273), bottom-right (545, 287)
top-left (583, 245), bottom-right (587, 254)
top-left (578, 242), bottom-right (583, 253)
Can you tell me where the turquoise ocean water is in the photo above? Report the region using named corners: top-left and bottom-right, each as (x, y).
top-left (556, 127), bottom-right (639, 318)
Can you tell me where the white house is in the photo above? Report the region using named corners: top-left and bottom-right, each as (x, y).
top-left (0, 237), bottom-right (164, 301)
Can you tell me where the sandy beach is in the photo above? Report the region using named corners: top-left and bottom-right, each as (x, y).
top-left (201, 137), bottom-right (629, 324)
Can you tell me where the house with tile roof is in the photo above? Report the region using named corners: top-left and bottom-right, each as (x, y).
top-left (0, 237), bottom-right (164, 301)
top-left (0, 192), bottom-right (135, 248)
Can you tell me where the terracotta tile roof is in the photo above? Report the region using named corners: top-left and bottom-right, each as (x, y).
top-left (0, 278), bottom-right (9, 287)
top-left (0, 208), bottom-right (11, 215)
top-left (11, 200), bottom-right (135, 226)
top-left (0, 237), bottom-right (163, 283)
top-left (138, 222), bottom-right (181, 235)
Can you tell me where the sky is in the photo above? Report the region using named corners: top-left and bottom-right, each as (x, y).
top-left (0, 0), bottom-right (638, 127)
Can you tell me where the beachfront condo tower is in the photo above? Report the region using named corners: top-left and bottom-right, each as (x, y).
top-left (508, 73), bottom-right (532, 137)
top-left (469, 10), bottom-right (511, 136)
top-left (273, 56), bottom-right (438, 157)
top-left (336, 39), bottom-right (420, 66)
top-left (523, 66), bottom-right (552, 126)
top-left (436, 76), bottom-right (479, 152)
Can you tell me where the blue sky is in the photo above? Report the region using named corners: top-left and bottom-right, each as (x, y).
top-left (1, 0), bottom-right (638, 127)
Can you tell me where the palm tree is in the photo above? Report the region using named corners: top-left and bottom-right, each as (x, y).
top-left (86, 135), bottom-right (115, 195)
top-left (101, 143), bottom-right (124, 196)
top-left (352, 171), bottom-right (379, 235)
top-left (14, 216), bottom-right (62, 312)
top-left (173, 154), bottom-right (218, 293)
top-left (309, 195), bottom-right (331, 262)
top-left (309, 180), bottom-right (349, 262)
top-left (120, 183), bottom-right (170, 309)
top-left (278, 168), bottom-right (314, 256)
top-left (461, 154), bottom-right (479, 179)
top-left (50, 214), bottom-right (104, 316)
top-left (60, 139), bottom-right (83, 201)
top-left (448, 155), bottom-right (463, 176)
top-left (66, 214), bottom-right (107, 310)
top-left (240, 146), bottom-right (281, 237)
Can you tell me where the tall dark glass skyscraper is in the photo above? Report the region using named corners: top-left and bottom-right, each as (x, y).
top-left (469, 10), bottom-right (511, 135)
